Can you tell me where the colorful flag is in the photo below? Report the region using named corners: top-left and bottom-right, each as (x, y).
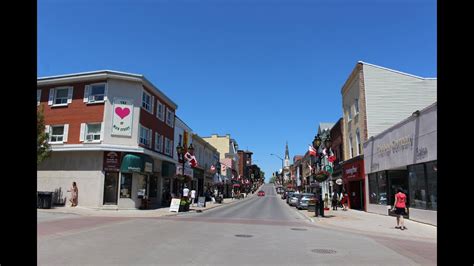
top-left (185, 152), bottom-right (198, 168)
top-left (308, 145), bottom-right (317, 156)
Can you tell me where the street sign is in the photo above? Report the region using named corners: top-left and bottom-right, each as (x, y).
top-left (324, 165), bottom-right (333, 174)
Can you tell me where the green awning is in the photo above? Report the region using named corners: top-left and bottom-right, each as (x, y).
top-left (120, 153), bottom-right (154, 173)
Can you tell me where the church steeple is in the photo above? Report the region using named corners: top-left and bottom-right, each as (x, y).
top-left (284, 141), bottom-right (290, 168)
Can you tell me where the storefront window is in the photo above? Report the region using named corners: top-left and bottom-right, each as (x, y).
top-left (368, 173), bottom-right (378, 204)
top-left (408, 164), bottom-right (427, 209)
top-left (377, 171), bottom-right (388, 205)
top-left (387, 170), bottom-right (408, 206)
top-left (425, 161), bottom-right (437, 210)
top-left (120, 173), bottom-right (132, 198)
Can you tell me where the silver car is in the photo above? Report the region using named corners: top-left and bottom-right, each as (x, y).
top-left (296, 193), bottom-right (315, 210)
top-left (289, 193), bottom-right (302, 206)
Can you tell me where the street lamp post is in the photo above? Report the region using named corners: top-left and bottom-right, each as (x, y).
top-left (311, 132), bottom-right (333, 218)
top-left (270, 153), bottom-right (284, 186)
top-left (176, 142), bottom-right (194, 193)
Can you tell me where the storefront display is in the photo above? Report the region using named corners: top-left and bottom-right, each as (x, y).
top-left (364, 102), bottom-right (437, 225)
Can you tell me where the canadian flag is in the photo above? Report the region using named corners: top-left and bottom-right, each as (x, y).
top-left (308, 145), bottom-right (317, 156)
top-left (185, 152), bottom-right (198, 168)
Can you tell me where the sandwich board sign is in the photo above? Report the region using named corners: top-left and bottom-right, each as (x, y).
top-left (169, 198), bottom-right (181, 212)
top-left (197, 197), bottom-right (206, 208)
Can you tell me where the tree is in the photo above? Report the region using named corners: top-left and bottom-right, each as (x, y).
top-left (37, 105), bottom-right (51, 164)
top-left (269, 175), bottom-right (276, 184)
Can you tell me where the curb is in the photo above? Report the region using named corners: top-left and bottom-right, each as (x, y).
top-left (37, 198), bottom-right (244, 218)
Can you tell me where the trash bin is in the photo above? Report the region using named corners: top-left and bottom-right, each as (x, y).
top-left (37, 191), bottom-right (53, 209)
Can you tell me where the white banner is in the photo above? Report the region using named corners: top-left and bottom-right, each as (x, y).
top-left (112, 98), bottom-right (134, 137)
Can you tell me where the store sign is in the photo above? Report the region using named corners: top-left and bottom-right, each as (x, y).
top-left (343, 159), bottom-right (365, 180)
top-left (111, 98), bottom-right (133, 137)
top-left (145, 162), bottom-right (153, 173)
top-left (176, 165), bottom-right (194, 177)
top-left (376, 135), bottom-right (414, 158)
top-left (103, 151), bottom-right (121, 172)
top-left (415, 147), bottom-right (428, 160)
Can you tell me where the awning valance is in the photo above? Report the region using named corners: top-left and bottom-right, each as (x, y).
top-left (120, 153), bottom-right (154, 173)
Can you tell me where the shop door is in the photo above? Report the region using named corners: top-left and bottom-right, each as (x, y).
top-left (349, 181), bottom-right (363, 210)
top-left (388, 170), bottom-right (409, 206)
top-left (198, 179), bottom-right (204, 196)
top-left (103, 172), bottom-right (119, 205)
top-left (149, 176), bottom-right (158, 198)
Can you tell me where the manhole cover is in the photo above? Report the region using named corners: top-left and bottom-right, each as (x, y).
top-left (291, 228), bottom-right (307, 231)
top-left (234, 234), bottom-right (253, 238)
top-left (311, 249), bottom-right (337, 254)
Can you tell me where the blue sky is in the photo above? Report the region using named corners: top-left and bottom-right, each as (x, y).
top-left (38, 0), bottom-right (436, 182)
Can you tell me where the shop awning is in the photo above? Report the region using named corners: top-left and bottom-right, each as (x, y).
top-left (120, 153), bottom-right (154, 173)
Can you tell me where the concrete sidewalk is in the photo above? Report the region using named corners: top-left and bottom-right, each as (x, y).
top-left (37, 198), bottom-right (240, 218)
top-left (297, 207), bottom-right (436, 242)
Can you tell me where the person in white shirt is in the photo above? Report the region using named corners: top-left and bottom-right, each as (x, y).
top-left (190, 189), bottom-right (196, 206)
top-left (183, 185), bottom-right (190, 198)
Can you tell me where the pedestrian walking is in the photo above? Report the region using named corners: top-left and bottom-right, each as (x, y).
top-left (341, 193), bottom-right (349, 211)
top-left (391, 187), bottom-right (408, 230)
top-left (324, 193), bottom-right (329, 209)
top-left (183, 185), bottom-right (190, 199)
top-left (332, 191), bottom-right (338, 210)
top-left (190, 189), bottom-right (196, 206)
top-left (67, 181), bottom-right (78, 207)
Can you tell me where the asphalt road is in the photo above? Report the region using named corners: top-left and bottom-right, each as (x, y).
top-left (38, 184), bottom-right (432, 265)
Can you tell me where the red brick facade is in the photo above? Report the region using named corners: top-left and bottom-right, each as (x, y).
top-left (139, 85), bottom-right (175, 156)
top-left (39, 80), bottom-right (106, 144)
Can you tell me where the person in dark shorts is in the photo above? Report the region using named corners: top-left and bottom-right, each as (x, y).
top-left (391, 187), bottom-right (408, 230)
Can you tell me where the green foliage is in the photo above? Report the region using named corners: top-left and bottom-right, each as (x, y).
top-left (37, 105), bottom-right (51, 164)
top-left (269, 175), bottom-right (277, 183)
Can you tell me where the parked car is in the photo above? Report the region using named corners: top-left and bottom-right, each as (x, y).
top-left (296, 193), bottom-right (316, 210)
top-left (258, 190), bottom-right (265, 197)
top-left (289, 193), bottom-right (302, 207)
top-left (286, 192), bottom-right (296, 204)
top-left (281, 190), bottom-right (293, 200)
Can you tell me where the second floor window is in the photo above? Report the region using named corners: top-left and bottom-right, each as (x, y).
top-left (54, 88), bottom-right (70, 105)
top-left (156, 100), bottom-right (165, 121)
top-left (356, 129), bottom-right (361, 155)
top-left (166, 108), bottom-right (174, 127)
top-left (48, 87), bottom-right (73, 106)
top-left (139, 125), bottom-right (151, 148)
top-left (84, 83), bottom-right (106, 103)
top-left (347, 107), bottom-right (352, 121)
top-left (142, 90), bottom-right (154, 114)
top-left (349, 135), bottom-right (354, 158)
top-left (354, 98), bottom-right (360, 115)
